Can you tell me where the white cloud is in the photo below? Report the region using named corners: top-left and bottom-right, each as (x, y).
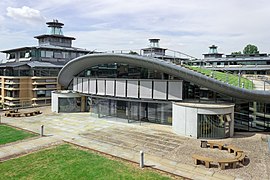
top-left (6, 6), bottom-right (45, 25)
top-left (1, 0), bottom-right (270, 58)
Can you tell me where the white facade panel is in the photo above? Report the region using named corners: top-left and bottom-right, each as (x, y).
top-left (82, 78), bottom-right (89, 93)
top-left (106, 80), bottom-right (115, 96)
top-left (89, 79), bottom-right (96, 94)
top-left (172, 104), bottom-right (197, 138)
top-left (77, 78), bottom-right (83, 93)
top-left (140, 81), bottom-right (152, 99)
top-left (97, 80), bottom-right (105, 95)
top-left (73, 78), bottom-right (78, 91)
top-left (168, 81), bottom-right (182, 100)
top-left (153, 81), bottom-right (167, 100)
top-left (116, 80), bottom-right (126, 97)
top-left (127, 80), bottom-right (138, 98)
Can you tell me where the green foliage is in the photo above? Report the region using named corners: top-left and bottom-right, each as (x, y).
top-left (129, 51), bottom-right (138, 55)
top-left (0, 144), bottom-right (172, 180)
top-left (187, 66), bottom-right (254, 90)
top-left (231, 51), bottom-right (242, 55)
top-left (0, 125), bottom-right (36, 145)
top-left (243, 44), bottom-right (259, 54)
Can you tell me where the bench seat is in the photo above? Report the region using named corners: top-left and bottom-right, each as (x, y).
top-left (217, 158), bottom-right (239, 170)
top-left (192, 154), bottom-right (214, 168)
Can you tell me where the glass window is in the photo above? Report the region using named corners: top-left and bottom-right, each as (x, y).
top-left (54, 52), bottom-right (63, 58)
top-left (197, 114), bottom-right (231, 138)
top-left (46, 51), bottom-right (53, 58)
top-left (59, 97), bottom-right (81, 112)
top-left (41, 51), bottom-right (46, 57)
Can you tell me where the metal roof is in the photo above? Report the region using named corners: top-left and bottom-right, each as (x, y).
top-left (58, 53), bottom-right (270, 103)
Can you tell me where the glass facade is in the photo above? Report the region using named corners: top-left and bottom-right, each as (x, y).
top-left (87, 97), bottom-right (172, 125)
top-left (77, 63), bottom-right (171, 80)
top-left (197, 114), bottom-right (231, 139)
top-left (71, 62), bottom-right (270, 132)
top-left (58, 97), bottom-right (81, 112)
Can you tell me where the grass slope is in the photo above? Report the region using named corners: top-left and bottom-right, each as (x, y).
top-left (0, 124), bottom-right (36, 145)
top-left (0, 144), bottom-right (172, 180)
top-left (187, 66), bottom-right (253, 90)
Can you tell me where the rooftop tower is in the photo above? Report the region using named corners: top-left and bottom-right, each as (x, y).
top-left (149, 38), bottom-right (160, 48)
top-left (203, 45), bottom-right (223, 59)
top-left (34, 19), bottom-right (75, 47)
top-left (46, 19), bottom-right (64, 35)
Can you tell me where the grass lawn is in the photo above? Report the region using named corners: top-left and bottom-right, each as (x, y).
top-left (0, 124), bottom-right (36, 145)
top-left (0, 144), bottom-right (173, 180)
top-left (187, 66), bottom-right (254, 89)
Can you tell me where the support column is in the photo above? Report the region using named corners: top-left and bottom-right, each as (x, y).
top-left (81, 96), bottom-right (86, 112)
top-left (160, 103), bottom-right (166, 124)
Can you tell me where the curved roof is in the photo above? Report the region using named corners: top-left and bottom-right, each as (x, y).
top-left (58, 53), bottom-right (270, 103)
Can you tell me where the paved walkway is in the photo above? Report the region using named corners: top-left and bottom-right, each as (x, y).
top-left (1, 107), bottom-right (269, 180)
top-left (0, 136), bottom-right (62, 162)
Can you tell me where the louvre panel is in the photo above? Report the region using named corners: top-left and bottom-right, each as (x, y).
top-left (127, 80), bottom-right (138, 98)
top-left (168, 81), bottom-right (182, 100)
top-left (97, 80), bottom-right (105, 95)
top-left (116, 80), bottom-right (126, 97)
top-left (106, 80), bottom-right (115, 96)
top-left (89, 79), bottom-right (96, 94)
top-left (140, 80), bottom-right (152, 99)
top-left (153, 81), bottom-right (167, 100)
top-left (82, 78), bottom-right (89, 93)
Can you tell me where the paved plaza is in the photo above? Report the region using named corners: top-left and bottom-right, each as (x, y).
top-left (0, 106), bottom-right (270, 180)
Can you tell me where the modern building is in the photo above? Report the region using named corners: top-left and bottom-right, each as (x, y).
top-left (0, 20), bottom-right (90, 108)
top-left (52, 41), bottom-right (270, 138)
top-left (192, 45), bottom-right (270, 75)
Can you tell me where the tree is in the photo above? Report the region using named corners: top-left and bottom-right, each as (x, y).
top-left (231, 51), bottom-right (242, 55)
top-left (243, 44), bottom-right (259, 54)
top-left (129, 51), bottom-right (138, 55)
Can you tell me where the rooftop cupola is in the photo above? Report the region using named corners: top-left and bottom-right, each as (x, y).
top-left (203, 45), bottom-right (223, 59)
top-left (209, 45), bottom-right (218, 54)
top-left (149, 38), bottom-right (160, 48)
top-left (46, 19), bottom-right (64, 35)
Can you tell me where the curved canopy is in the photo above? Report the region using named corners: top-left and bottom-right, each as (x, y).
top-left (58, 53), bottom-right (270, 103)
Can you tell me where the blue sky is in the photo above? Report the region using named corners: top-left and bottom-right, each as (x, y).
top-left (0, 0), bottom-right (270, 60)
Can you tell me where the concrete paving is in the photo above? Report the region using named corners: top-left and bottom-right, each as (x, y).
top-left (1, 107), bottom-right (269, 180)
top-left (0, 136), bottom-right (62, 162)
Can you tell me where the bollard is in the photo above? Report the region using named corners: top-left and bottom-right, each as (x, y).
top-left (140, 151), bottom-right (144, 168)
top-left (40, 125), bottom-right (44, 137)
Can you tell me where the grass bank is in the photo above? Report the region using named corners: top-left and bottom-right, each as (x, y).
top-left (0, 124), bottom-right (36, 145)
top-left (187, 66), bottom-right (254, 90)
top-left (0, 144), bottom-right (173, 179)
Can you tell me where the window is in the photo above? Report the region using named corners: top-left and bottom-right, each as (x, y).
top-left (25, 51), bottom-right (31, 58)
top-left (8, 53), bottom-right (15, 59)
top-left (41, 51), bottom-right (46, 57)
top-left (19, 52), bottom-right (25, 58)
top-left (54, 52), bottom-right (63, 58)
top-left (46, 51), bottom-right (53, 58)
top-left (63, 52), bottom-right (69, 59)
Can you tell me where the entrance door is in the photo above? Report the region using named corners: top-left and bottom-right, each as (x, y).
top-left (116, 101), bottom-right (127, 119)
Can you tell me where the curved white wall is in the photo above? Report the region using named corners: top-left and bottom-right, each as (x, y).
top-left (51, 91), bottom-right (81, 113)
top-left (172, 102), bottom-right (235, 138)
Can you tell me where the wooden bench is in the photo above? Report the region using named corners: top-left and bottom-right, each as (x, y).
top-left (9, 112), bottom-right (22, 117)
top-left (227, 145), bottom-right (243, 155)
top-left (217, 158), bottom-right (239, 170)
top-left (34, 110), bottom-right (42, 114)
top-left (236, 152), bottom-right (246, 164)
top-left (207, 141), bottom-right (224, 150)
top-left (192, 154), bottom-right (214, 168)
